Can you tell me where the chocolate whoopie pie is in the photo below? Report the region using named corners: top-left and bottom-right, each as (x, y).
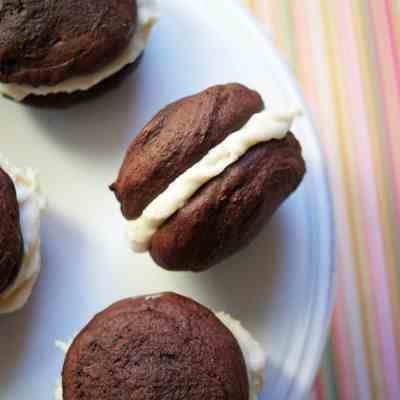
top-left (0, 0), bottom-right (137, 85)
top-left (0, 158), bottom-right (46, 314)
top-left (111, 83), bottom-right (306, 271)
top-left (0, 0), bottom-right (158, 100)
top-left (0, 167), bottom-right (23, 294)
top-left (62, 293), bottom-right (250, 400)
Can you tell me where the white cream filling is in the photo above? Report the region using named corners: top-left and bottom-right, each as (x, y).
top-left (0, 0), bottom-right (159, 101)
top-left (54, 312), bottom-right (266, 400)
top-left (0, 157), bottom-right (46, 314)
top-left (216, 312), bottom-right (267, 400)
top-left (127, 109), bottom-right (300, 252)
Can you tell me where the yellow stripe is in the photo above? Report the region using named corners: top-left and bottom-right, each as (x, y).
top-left (260, 1), bottom-right (293, 62)
top-left (354, 0), bottom-right (400, 377)
top-left (320, 1), bottom-right (377, 397)
top-left (244, 0), bottom-right (254, 9)
top-left (389, 0), bottom-right (400, 50)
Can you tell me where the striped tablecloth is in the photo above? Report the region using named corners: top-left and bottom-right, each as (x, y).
top-left (245, 1), bottom-right (400, 399)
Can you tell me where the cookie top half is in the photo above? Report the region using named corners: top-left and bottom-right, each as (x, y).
top-left (62, 292), bottom-right (249, 400)
top-left (111, 83), bottom-right (264, 220)
top-left (0, 0), bottom-right (137, 86)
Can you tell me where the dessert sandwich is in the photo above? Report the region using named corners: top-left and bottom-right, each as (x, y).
top-left (111, 83), bottom-right (306, 271)
top-left (57, 292), bottom-right (266, 400)
top-left (0, 156), bottom-right (45, 314)
top-left (0, 0), bottom-right (158, 101)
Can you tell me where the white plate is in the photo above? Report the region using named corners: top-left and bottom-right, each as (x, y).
top-left (0, 1), bottom-right (335, 399)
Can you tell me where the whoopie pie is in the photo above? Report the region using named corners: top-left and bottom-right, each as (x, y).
top-left (60, 292), bottom-right (266, 400)
top-left (0, 167), bottom-right (23, 294)
top-left (111, 83), bottom-right (306, 271)
top-left (0, 158), bottom-right (45, 314)
top-left (0, 0), bottom-right (158, 100)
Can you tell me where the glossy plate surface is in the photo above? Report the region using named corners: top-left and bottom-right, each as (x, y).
top-left (0, 1), bottom-right (334, 399)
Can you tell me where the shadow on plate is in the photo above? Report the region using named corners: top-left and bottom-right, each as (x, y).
top-left (18, 56), bottom-right (145, 161)
top-left (194, 213), bottom-right (285, 324)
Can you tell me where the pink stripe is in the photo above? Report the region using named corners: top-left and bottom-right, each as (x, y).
top-left (382, 0), bottom-right (400, 228)
top-left (339, 1), bottom-right (400, 396)
top-left (312, 373), bottom-right (324, 400)
top-left (383, 0), bottom-right (400, 96)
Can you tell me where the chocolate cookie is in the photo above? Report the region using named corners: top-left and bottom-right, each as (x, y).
top-left (0, 168), bottom-right (23, 293)
top-left (62, 292), bottom-right (249, 400)
top-left (0, 0), bottom-right (137, 86)
top-left (111, 83), bottom-right (306, 271)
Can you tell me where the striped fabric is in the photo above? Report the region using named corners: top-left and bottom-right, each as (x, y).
top-left (245, 1), bottom-right (400, 399)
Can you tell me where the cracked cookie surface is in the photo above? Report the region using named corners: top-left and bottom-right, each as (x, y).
top-left (62, 293), bottom-right (249, 400)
